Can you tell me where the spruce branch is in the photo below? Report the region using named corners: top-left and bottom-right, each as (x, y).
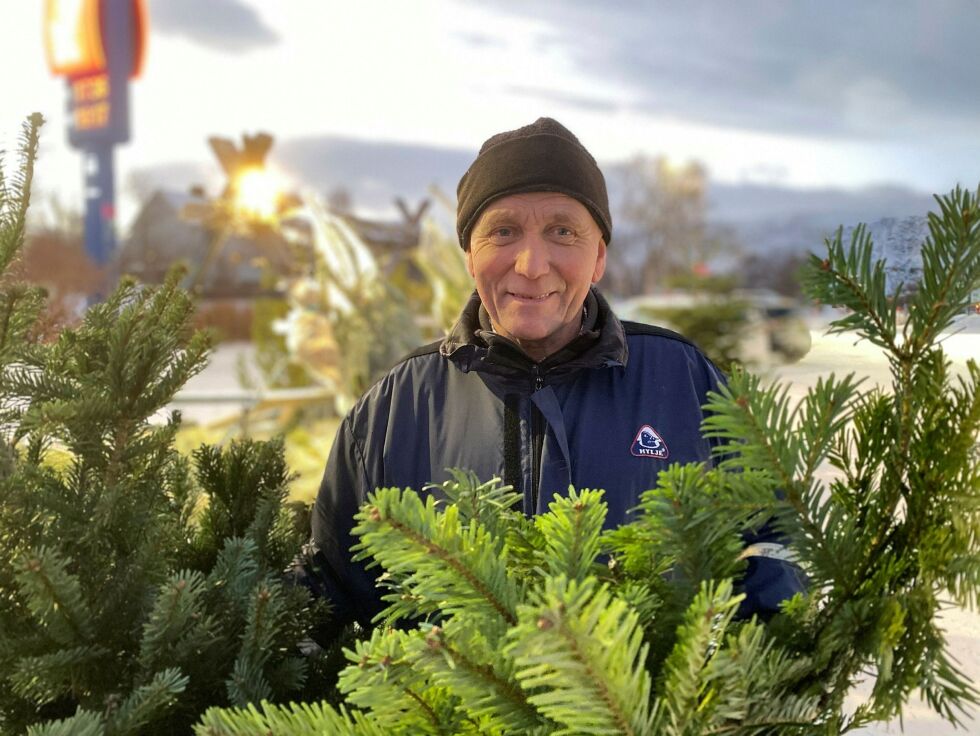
top-left (25, 708), bottom-right (105, 736)
top-left (7, 644), bottom-right (109, 705)
top-left (507, 575), bottom-right (654, 736)
top-left (15, 546), bottom-right (94, 646)
top-left (227, 581), bottom-right (290, 706)
top-left (194, 701), bottom-right (387, 736)
top-left (426, 469), bottom-right (523, 541)
top-left (352, 487), bottom-right (521, 628)
top-left (105, 667), bottom-right (189, 736)
top-left (138, 570), bottom-right (216, 673)
top-left (790, 188), bottom-right (980, 728)
top-left (0, 113), bottom-right (42, 275)
top-left (536, 487), bottom-right (607, 583)
top-left (339, 627), bottom-right (455, 734)
top-left (799, 224), bottom-right (899, 354)
top-left (412, 619), bottom-right (552, 732)
top-left (207, 537), bottom-right (262, 615)
top-left (700, 372), bottom-right (850, 580)
top-left (905, 187), bottom-right (980, 353)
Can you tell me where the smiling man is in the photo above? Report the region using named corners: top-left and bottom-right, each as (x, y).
top-left (465, 191), bottom-right (606, 361)
top-left (295, 118), bottom-right (804, 632)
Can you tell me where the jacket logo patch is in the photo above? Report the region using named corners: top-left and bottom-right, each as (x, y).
top-left (630, 424), bottom-right (669, 459)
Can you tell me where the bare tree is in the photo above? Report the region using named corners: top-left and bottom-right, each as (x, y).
top-left (614, 155), bottom-right (729, 295)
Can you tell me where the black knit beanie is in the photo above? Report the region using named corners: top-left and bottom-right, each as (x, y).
top-left (456, 117), bottom-right (612, 250)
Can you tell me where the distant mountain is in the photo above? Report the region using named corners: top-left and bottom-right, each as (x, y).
top-left (845, 216), bottom-right (928, 294)
top-left (705, 182), bottom-right (937, 256)
top-left (128, 135), bottom-right (938, 256)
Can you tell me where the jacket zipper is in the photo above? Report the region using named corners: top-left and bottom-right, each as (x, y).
top-left (530, 368), bottom-right (544, 513)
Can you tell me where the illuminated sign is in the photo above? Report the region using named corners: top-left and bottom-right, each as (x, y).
top-left (44, 0), bottom-right (106, 77)
top-left (45, 0), bottom-right (148, 146)
top-left (44, 0), bottom-right (147, 79)
top-left (70, 73), bottom-right (110, 131)
top-left (44, 0), bottom-right (149, 265)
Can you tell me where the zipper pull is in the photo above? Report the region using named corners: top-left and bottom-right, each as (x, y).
top-left (532, 368), bottom-right (543, 391)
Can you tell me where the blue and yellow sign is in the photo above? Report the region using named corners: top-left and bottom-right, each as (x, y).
top-left (44, 0), bottom-right (148, 266)
top-left (44, 0), bottom-right (147, 146)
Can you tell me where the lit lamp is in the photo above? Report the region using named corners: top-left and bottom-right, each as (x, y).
top-left (44, 0), bottom-right (147, 267)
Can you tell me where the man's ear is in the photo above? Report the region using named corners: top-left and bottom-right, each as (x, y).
top-left (592, 238), bottom-right (607, 284)
top-left (465, 248), bottom-right (476, 278)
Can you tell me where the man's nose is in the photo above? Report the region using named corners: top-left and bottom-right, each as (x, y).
top-left (513, 237), bottom-right (550, 279)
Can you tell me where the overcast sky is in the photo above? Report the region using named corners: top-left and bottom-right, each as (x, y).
top-left (2, 0), bottom-right (979, 225)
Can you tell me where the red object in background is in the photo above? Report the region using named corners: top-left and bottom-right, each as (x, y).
top-left (44, 0), bottom-right (147, 80)
top-left (692, 261), bottom-right (710, 277)
top-left (100, 202), bottom-right (114, 220)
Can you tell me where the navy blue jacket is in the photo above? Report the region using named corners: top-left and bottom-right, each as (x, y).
top-left (298, 289), bottom-right (804, 628)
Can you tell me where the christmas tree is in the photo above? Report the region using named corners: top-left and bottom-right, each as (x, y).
top-left (198, 186), bottom-right (979, 734)
top-left (0, 116), bottom-right (331, 734)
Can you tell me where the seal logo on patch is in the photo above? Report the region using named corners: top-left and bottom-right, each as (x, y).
top-left (630, 425), bottom-right (669, 459)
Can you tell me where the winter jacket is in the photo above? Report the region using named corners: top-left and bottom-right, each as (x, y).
top-left (295, 288), bottom-right (805, 629)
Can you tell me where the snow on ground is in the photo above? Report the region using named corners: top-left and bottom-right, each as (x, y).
top-left (770, 317), bottom-right (978, 736)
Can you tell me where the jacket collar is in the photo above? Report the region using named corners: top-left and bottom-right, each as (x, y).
top-left (440, 287), bottom-right (628, 378)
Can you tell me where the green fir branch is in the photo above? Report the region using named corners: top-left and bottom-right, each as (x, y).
top-left (507, 575), bottom-right (654, 736)
top-left (15, 546), bottom-right (94, 646)
top-left (353, 487), bottom-right (521, 628)
top-left (25, 708), bottom-right (105, 736)
top-left (905, 188), bottom-right (980, 353)
top-left (7, 644), bottom-right (109, 705)
top-left (339, 627), bottom-right (456, 734)
top-left (426, 469), bottom-right (523, 540)
top-left (0, 114), bottom-right (42, 275)
top-left (105, 667), bottom-right (189, 736)
top-left (138, 570), bottom-right (215, 673)
top-left (799, 225), bottom-right (899, 354)
top-left (536, 488), bottom-right (607, 583)
top-left (413, 619), bottom-right (552, 733)
top-left (226, 656), bottom-right (273, 709)
top-left (207, 537), bottom-right (261, 617)
top-left (194, 701), bottom-right (387, 736)
top-left (654, 580), bottom-right (745, 734)
top-left (226, 581), bottom-right (290, 706)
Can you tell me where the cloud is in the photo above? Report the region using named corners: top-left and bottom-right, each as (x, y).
top-left (506, 86), bottom-right (622, 114)
top-left (457, 0), bottom-right (980, 141)
top-left (149, 0), bottom-right (278, 52)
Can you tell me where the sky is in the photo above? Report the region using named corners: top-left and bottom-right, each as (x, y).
top-left (3, 0), bottom-right (980, 227)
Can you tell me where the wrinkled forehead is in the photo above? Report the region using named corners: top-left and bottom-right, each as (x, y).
top-left (474, 191), bottom-right (598, 228)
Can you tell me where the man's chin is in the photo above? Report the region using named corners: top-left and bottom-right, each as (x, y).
top-left (498, 320), bottom-right (554, 344)
top-left (499, 322), bottom-right (569, 352)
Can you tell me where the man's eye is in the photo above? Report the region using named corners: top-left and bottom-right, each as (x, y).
top-left (490, 226), bottom-right (517, 240)
top-left (553, 226), bottom-right (575, 239)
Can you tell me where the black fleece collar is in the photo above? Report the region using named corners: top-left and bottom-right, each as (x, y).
top-left (441, 287), bottom-right (628, 377)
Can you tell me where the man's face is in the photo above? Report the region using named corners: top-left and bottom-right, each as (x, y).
top-left (466, 192), bottom-right (606, 361)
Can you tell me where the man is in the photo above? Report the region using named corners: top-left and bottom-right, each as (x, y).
top-left (296, 117), bottom-right (802, 630)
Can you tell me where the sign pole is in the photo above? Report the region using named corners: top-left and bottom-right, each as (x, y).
top-left (82, 145), bottom-right (115, 265)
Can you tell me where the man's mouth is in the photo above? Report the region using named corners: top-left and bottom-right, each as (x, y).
top-left (509, 291), bottom-right (555, 302)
